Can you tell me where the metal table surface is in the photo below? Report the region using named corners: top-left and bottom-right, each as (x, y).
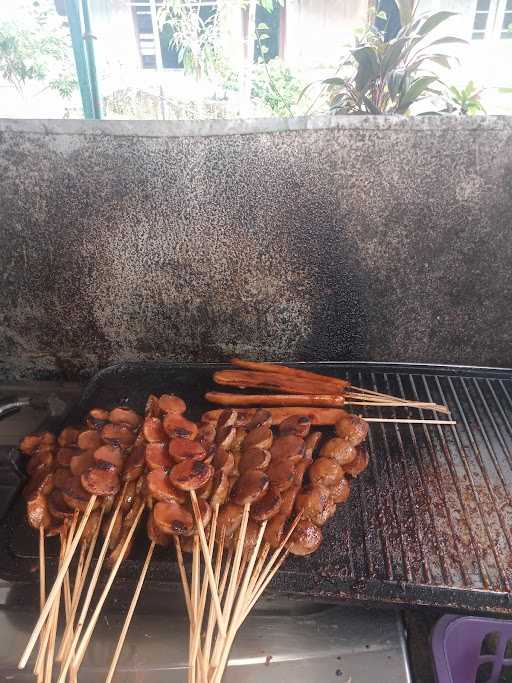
top-left (0, 381), bottom-right (411, 683)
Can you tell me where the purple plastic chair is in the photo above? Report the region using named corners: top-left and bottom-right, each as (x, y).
top-left (432, 614), bottom-right (512, 682)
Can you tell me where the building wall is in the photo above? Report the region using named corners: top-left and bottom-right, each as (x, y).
top-left (0, 116), bottom-right (511, 381)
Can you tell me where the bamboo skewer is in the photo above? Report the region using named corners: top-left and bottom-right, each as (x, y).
top-left (58, 505), bottom-right (105, 664)
top-left (190, 536), bottom-right (200, 683)
top-left (36, 527), bottom-right (46, 683)
top-left (44, 532), bottom-right (67, 683)
top-left (190, 505), bottom-right (219, 676)
top-left (18, 495), bottom-right (97, 670)
top-left (174, 537), bottom-right (193, 622)
top-left (57, 493), bottom-right (127, 683)
top-left (72, 502), bottom-right (146, 672)
top-left (104, 541), bottom-right (156, 683)
top-left (189, 490), bottom-right (227, 638)
top-left (363, 418), bottom-right (455, 425)
top-left (203, 529), bottom-right (227, 667)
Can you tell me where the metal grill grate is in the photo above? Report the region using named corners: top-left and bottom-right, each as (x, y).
top-left (2, 362), bottom-right (512, 614)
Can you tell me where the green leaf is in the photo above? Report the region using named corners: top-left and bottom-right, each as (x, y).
top-left (260, 45), bottom-right (269, 54)
top-left (425, 36), bottom-right (468, 47)
top-left (395, 0), bottom-right (418, 26)
top-left (351, 46), bottom-right (379, 92)
top-left (362, 96), bottom-right (382, 114)
top-left (397, 75), bottom-right (438, 113)
top-left (257, 22), bottom-right (269, 29)
top-left (321, 77), bottom-right (346, 87)
top-left (259, 34), bottom-right (270, 41)
top-left (381, 37), bottom-right (408, 73)
top-left (259, 0), bottom-right (274, 12)
top-left (376, 10), bottom-right (387, 20)
top-left (499, 87), bottom-right (512, 93)
top-left (418, 11), bottom-right (458, 36)
top-left (428, 54), bottom-right (453, 69)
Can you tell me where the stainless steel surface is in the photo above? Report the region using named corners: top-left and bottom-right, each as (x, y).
top-left (0, 601), bottom-right (410, 682)
top-left (0, 380), bottom-right (411, 682)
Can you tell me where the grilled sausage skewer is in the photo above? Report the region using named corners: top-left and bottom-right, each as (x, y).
top-left (229, 358), bottom-right (350, 390)
top-left (206, 392), bottom-right (346, 407)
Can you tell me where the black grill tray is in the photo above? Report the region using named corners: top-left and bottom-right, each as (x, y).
top-left (3, 361), bottom-right (512, 615)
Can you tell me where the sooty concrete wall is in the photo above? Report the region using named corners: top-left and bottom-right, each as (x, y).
top-left (0, 116), bottom-right (511, 380)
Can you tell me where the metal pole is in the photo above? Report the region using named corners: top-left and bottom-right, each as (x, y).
top-left (65, 0), bottom-right (94, 118)
top-left (81, 0), bottom-right (102, 118)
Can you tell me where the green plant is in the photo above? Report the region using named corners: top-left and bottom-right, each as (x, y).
top-left (251, 58), bottom-right (303, 116)
top-left (304, 2), bottom-right (466, 115)
top-left (441, 81), bottom-right (485, 115)
top-left (0, 0), bottom-right (76, 98)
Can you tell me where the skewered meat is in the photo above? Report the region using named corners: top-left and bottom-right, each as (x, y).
top-left (101, 423), bottom-right (136, 447)
top-left (231, 470), bottom-right (269, 506)
top-left (263, 513), bottom-right (287, 549)
top-left (239, 447), bottom-right (271, 474)
top-left (109, 407), bottom-right (143, 429)
top-left (210, 470), bottom-right (230, 507)
top-left (154, 501), bottom-right (194, 536)
top-left (145, 395), bottom-right (161, 419)
top-left (61, 475), bottom-right (96, 513)
top-left (123, 443), bottom-right (146, 482)
top-left (94, 445), bottom-right (124, 470)
top-left (213, 369), bottom-right (343, 396)
top-left (267, 460), bottom-right (295, 493)
top-left (26, 491), bottom-right (52, 529)
top-left (53, 467), bottom-right (70, 489)
top-left (82, 509), bottom-right (102, 544)
top-left (335, 413), bottom-right (368, 445)
top-left (289, 520), bottom-right (323, 556)
top-left (215, 426), bottom-right (236, 450)
top-left (22, 466), bottom-right (53, 500)
top-left (143, 417), bottom-right (167, 443)
top-left (250, 487), bottom-right (282, 522)
top-left (145, 469), bottom-right (186, 504)
top-left (81, 462), bottom-right (120, 497)
top-left (320, 437), bottom-right (357, 465)
top-left (330, 477), bottom-right (350, 504)
top-left (217, 409), bottom-right (238, 429)
top-left (162, 413), bottom-right (198, 440)
top-left (47, 490), bottom-right (74, 520)
top-left (19, 433), bottom-right (55, 456)
top-left (307, 457), bottom-right (344, 488)
top-left (343, 444), bottom-right (369, 478)
top-left (147, 507), bottom-right (170, 546)
top-left (56, 447), bottom-right (79, 467)
top-left (77, 430), bottom-right (102, 451)
top-left (187, 498), bottom-right (212, 528)
top-left (242, 426), bottom-right (273, 451)
top-left (216, 502), bottom-right (244, 538)
top-left (213, 448), bottom-right (235, 476)
top-left (270, 435), bottom-right (305, 464)
top-left (86, 408), bottom-right (110, 430)
top-left (195, 423), bottom-right (216, 448)
top-left (229, 358), bottom-right (350, 390)
top-left (294, 486), bottom-right (336, 527)
top-left (169, 460), bottom-right (213, 491)
top-left (145, 442), bottom-right (173, 470)
top-left (304, 431), bottom-right (322, 461)
top-left (121, 480), bottom-right (137, 512)
top-left (58, 427), bottom-right (80, 447)
top-left (158, 394), bottom-right (187, 415)
top-left (247, 410), bottom-right (272, 430)
top-left (203, 407), bottom-right (346, 427)
top-left (278, 415), bottom-right (311, 438)
top-left (168, 438), bottom-right (205, 464)
top-left (205, 392), bottom-right (345, 408)
top-left (70, 451), bottom-right (95, 477)
top-left (280, 485), bottom-right (299, 518)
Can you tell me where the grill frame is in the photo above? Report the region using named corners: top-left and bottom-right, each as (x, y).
top-left (3, 361), bottom-right (512, 615)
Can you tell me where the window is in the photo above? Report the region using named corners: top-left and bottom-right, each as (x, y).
top-left (131, 0), bottom-right (218, 70)
top-left (502, 0), bottom-right (512, 38)
top-left (253, 3), bottom-right (282, 62)
top-left (472, 0), bottom-right (491, 39)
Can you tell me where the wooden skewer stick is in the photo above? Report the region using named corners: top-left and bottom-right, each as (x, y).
top-left (211, 523), bottom-right (267, 683)
top-left (18, 495), bottom-right (97, 670)
top-left (242, 550), bottom-right (290, 622)
top-left (63, 513), bottom-right (79, 624)
top-left (363, 418), bottom-right (456, 425)
top-left (174, 536), bottom-right (193, 622)
top-left (189, 490), bottom-right (227, 638)
top-left (246, 544), bottom-right (270, 598)
top-left (44, 531), bottom-right (67, 683)
top-left (72, 502), bottom-right (146, 672)
top-left (190, 504), bottom-right (219, 674)
top-left (250, 512), bottom-right (302, 601)
top-left (104, 541), bottom-right (156, 683)
top-left (203, 526), bottom-right (227, 667)
top-left (58, 505), bottom-right (105, 663)
top-left (210, 504), bottom-right (250, 671)
top-left (57, 492), bottom-right (127, 683)
top-left (189, 536), bottom-right (200, 683)
top-left (36, 527), bottom-right (46, 683)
